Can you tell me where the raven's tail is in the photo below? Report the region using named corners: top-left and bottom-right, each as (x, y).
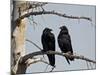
top-left (65, 57), bottom-right (70, 64)
top-left (47, 54), bottom-right (55, 67)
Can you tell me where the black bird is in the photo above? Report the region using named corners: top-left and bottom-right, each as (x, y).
top-left (58, 26), bottom-right (74, 64)
top-left (41, 28), bottom-right (55, 67)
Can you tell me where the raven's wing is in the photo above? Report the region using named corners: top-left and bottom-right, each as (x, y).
top-left (61, 34), bottom-right (73, 53)
top-left (41, 32), bottom-right (55, 51)
top-left (47, 33), bottom-right (55, 51)
top-left (41, 34), bottom-right (48, 51)
top-left (58, 34), bottom-right (70, 64)
top-left (58, 33), bottom-right (74, 64)
top-left (63, 34), bottom-right (74, 61)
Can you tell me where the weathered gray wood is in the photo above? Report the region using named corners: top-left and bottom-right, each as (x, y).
top-left (21, 51), bottom-right (96, 64)
top-left (11, 19), bottom-right (27, 74)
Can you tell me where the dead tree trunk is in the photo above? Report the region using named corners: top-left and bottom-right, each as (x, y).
top-left (11, 19), bottom-right (27, 74)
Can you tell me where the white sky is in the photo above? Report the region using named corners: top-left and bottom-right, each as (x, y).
top-left (24, 2), bottom-right (96, 73)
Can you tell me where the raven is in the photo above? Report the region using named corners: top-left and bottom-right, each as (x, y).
top-left (58, 26), bottom-right (74, 64)
top-left (41, 28), bottom-right (55, 67)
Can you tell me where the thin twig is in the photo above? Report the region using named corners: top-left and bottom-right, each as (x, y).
top-left (44, 64), bottom-right (49, 72)
top-left (86, 60), bottom-right (89, 69)
top-left (89, 62), bottom-right (93, 69)
top-left (26, 39), bottom-right (42, 51)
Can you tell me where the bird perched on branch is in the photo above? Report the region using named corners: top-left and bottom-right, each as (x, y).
top-left (41, 28), bottom-right (55, 67)
top-left (58, 26), bottom-right (74, 64)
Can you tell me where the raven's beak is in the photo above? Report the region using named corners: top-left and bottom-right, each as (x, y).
top-left (50, 29), bottom-right (52, 31)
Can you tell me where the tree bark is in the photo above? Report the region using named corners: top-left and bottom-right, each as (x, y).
top-left (11, 19), bottom-right (27, 74)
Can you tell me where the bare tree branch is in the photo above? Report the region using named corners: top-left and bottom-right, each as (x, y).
top-left (20, 51), bottom-right (96, 65)
top-left (15, 10), bottom-right (92, 26)
top-left (16, 2), bottom-right (47, 12)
